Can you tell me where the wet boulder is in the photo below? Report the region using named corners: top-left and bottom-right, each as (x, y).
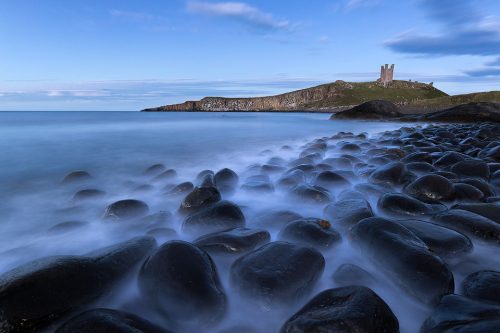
top-left (0, 237), bottom-right (156, 333)
top-left (350, 217), bottom-right (454, 304)
top-left (215, 168), bottom-right (238, 187)
top-left (397, 219), bottom-right (473, 256)
top-left (194, 228), bottom-right (270, 255)
top-left (179, 186), bottom-right (221, 214)
top-left (453, 183), bottom-right (485, 202)
top-left (289, 185), bottom-right (331, 204)
top-left (278, 218), bottom-right (341, 249)
top-left (182, 201), bottom-right (245, 236)
top-left (369, 162), bottom-right (412, 186)
top-left (421, 294), bottom-right (500, 333)
top-left (332, 263), bottom-right (376, 287)
top-left (460, 178), bottom-right (495, 198)
top-left (280, 286), bottom-right (399, 333)
top-left (431, 209), bottom-right (500, 243)
top-left (461, 270), bottom-right (500, 304)
top-left (277, 169), bottom-right (305, 189)
top-left (165, 181), bottom-right (194, 197)
top-left (323, 199), bottom-right (373, 227)
top-left (452, 203), bottom-right (500, 224)
top-left (152, 169), bottom-right (177, 182)
top-left (139, 241), bottom-right (226, 327)
top-left (433, 152), bottom-right (470, 168)
top-left (378, 193), bottom-right (445, 217)
top-left (62, 171), bottom-right (92, 183)
top-left (104, 199), bottom-right (149, 221)
top-left (404, 174), bottom-right (455, 202)
top-left (314, 171), bottom-right (351, 188)
top-left (230, 242), bottom-right (325, 305)
top-left (72, 189), bottom-right (106, 201)
top-left (55, 308), bottom-right (173, 333)
top-left (144, 163), bottom-right (166, 175)
top-left (451, 159), bottom-right (490, 180)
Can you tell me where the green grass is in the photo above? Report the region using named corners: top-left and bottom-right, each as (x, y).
top-left (409, 91), bottom-right (500, 108)
top-left (301, 80), bottom-right (448, 109)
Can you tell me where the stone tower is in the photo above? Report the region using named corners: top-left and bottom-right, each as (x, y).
top-left (379, 64), bottom-right (394, 86)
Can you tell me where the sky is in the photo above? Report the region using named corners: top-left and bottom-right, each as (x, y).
top-left (1, 0), bottom-right (499, 111)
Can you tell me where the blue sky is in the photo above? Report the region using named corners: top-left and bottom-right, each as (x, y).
top-left (1, 0), bottom-right (499, 111)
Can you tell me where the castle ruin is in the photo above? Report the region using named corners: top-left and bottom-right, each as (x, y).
top-left (379, 64), bottom-right (394, 86)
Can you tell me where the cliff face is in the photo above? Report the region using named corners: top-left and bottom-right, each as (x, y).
top-left (142, 80), bottom-right (448, 112)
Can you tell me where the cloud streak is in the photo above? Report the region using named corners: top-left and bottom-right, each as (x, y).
top-left (385, 0), bottom-right (500, 77)
top-left (186, 1), bottom-right (291, 32)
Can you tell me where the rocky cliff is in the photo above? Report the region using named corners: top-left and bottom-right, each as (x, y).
top-left (142, 80), bottom-right (447, 112)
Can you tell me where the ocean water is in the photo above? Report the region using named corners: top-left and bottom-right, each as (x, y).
top-left (0, 111), bottom-right (481, 332)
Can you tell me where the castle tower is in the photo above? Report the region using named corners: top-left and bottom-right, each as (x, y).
top-left (379, 64), bottom-right (395, 86)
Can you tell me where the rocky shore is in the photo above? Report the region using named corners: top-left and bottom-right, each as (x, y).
top-left (1, 121), bottom-right (500, 332)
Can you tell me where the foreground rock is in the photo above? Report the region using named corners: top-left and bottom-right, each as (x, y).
top-left (104, 199), bottom-right (149, 220)
top-left (55, 308), bottom-right (173, 333)
top-left (418, 102), bottom-right (500, 123)
top-left (332, 100), bottom-right (402, 120)
top-left (139, 241), bottom-right (226, 327)
top-left (397, 219), bottom-right (473, 256)
top-left (179, 186), bottom-right (221, 214)
top-left (461, 270), bottom-right (500, 304)
top-left (230, 242), bottom-right (325, 305)
top-left (323, 199), bottom-right (373, 227)
top-left (194, 228), bottom-right (270, 255)
top-left (351, 217), bottom-right (454, 304)
top-left (278, 218), bottom-right (341, 249)
top-left (0, 237), bottom-right (156, 332)
top-left (421, 294), bottom-right (500, 333)
top-left (280, 286), bottom-right (399, 333)
top-left (182, 201), bottom-right (245, 235)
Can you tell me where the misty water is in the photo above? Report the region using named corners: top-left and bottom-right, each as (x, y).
top-left (0, 112), bottom-right (498, 332)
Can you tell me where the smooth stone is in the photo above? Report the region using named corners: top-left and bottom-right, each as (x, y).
top-left (194, 228), bottom-right (270, 255)
top-left (314, 171), bottom-right (351, 188)
top-left (165, 182), bottom-right (194, 196)
top-left (139, 241), bottom-right (226, 327)
top-left (144, 164), bottom-right (166, 175)
top-left (199, 173), bottom-right (216, 187)
top-left (434, 152), bottom-right (470, 168)
top-left (407, 162), bottom-right (436, 173)
top-left (451, 159), bottom-right (490, 180)
top-left (378, 193), bottom-right (445, 217)
top-left (72, 189), bottom-right (106, 201)
top-left (252, 210), bottom-right (303, 229)
top-left (322, 157), bottom-right (352, 169)
top-left (230, 242), bottom-right (325, 305)
top-left (462, 270), bottom-right (500, 304)
top-left (179, 187), bottom-right (221, 214)
top-left (280, 286), bottom-right (399, 333)
top-left (214, 168), bottom-right (239, 188)
top-left (397, 219), bottom-right (473, 256)
top-left (289, 185), bottom-right (331, 204)
top-left (453, 183), bottom-right (485, 202)
top-left (182, 201), bottom-right (245, 236)
top-left (55, 308), bottom-right (173, 333)
top-left (278, 218), bottom-right (341, 249)
top-left (460, 178), bottom-right (495, 197)
top-left (332, 263), bottom-right (376, 286)
top-left (452, 203), bottom-right (500, 224)
top-left (62, 171), bottom-right (92, 183)
top-left (104, 199), bottom-right (149, 220)
top-left (323, 199), bottom-right (373, 227)
top-left (421, 294), bottom-right (500, 333)
top-left (196, 170), bottom-right (214, 182)
top-left (431, 209), bottom-right (500, 243)
top-left (261, 164), bottom-right (286, 174)
top-left (401, 151), bottom-right (432, 164)
top-left (404, 174), bottom-right (455, 202)
top-left (0, 237), bottom-right (156, 332)
top-left (139, 211), bottom-right (173, 227)
top-left (350, 217), bottom-right (454, 304)
top-left (277, 170), bottom-right (305, 189)
top-left (369, 162), bottom-right (413, 186)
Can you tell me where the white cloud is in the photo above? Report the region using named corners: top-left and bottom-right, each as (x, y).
top-left (186, 1), bottom-right (290, 31)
